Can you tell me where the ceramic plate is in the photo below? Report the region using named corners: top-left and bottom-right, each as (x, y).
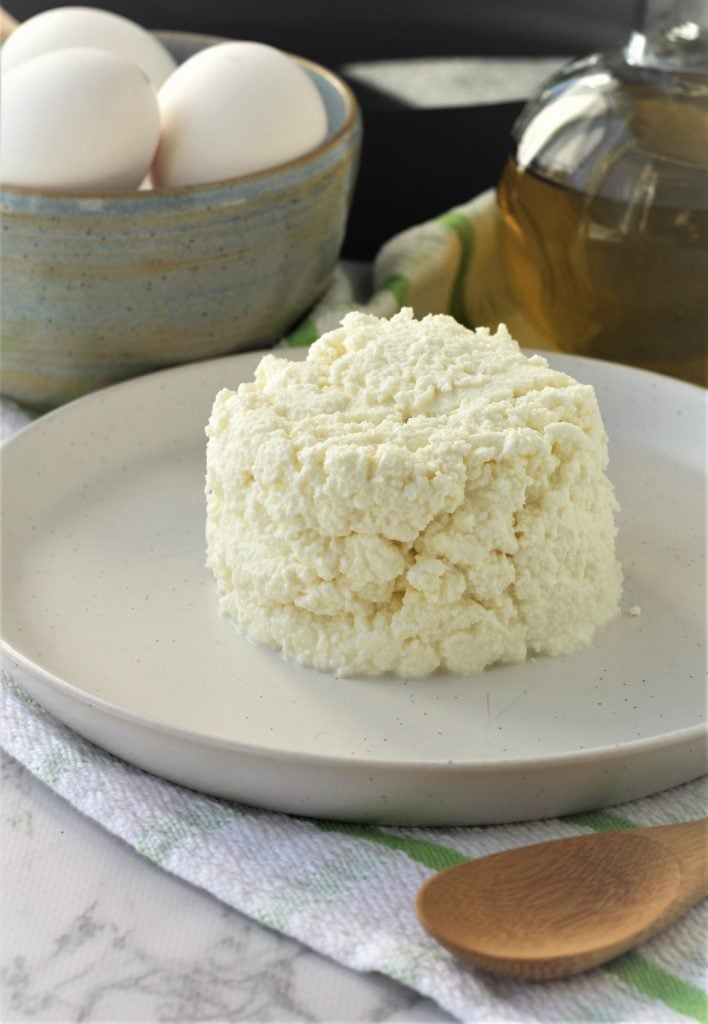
top-left (2, 350), bottom-right (705, 825)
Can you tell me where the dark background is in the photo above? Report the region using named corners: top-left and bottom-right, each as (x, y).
top-left (8, 1), bottom-right (637, 256)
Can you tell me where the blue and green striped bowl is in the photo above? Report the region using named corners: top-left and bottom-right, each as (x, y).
top-left (0, 32), bottom-right (361, 409)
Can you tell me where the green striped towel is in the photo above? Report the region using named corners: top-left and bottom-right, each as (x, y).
top-left (2, 189), bottom-right (706, 1022)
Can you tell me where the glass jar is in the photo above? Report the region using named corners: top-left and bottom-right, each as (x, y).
top-left (497, 0), bottom-right (708, 385)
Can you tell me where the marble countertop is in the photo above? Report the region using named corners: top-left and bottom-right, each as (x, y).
top-left (2, 749), bottom-right (456, 1023)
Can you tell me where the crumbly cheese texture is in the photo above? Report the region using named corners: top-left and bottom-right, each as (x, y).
top-left (205, 309), bottom-right (622, 677)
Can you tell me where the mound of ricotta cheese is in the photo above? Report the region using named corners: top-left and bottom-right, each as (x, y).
top-left (206, 309), bottom-right (622, 677)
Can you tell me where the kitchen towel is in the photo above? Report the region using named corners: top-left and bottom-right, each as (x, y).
top-left (1, 189), bottom-right (706, 1024)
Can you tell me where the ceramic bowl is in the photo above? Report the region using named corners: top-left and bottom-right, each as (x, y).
top-left (0, 32), bottom-right (361, 409)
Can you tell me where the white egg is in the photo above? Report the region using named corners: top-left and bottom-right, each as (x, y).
top-left (151, 41), bottom-right (328, 188)
top-left (0, 5), bottom-right (176, 86)
top-left (0, 47), bottom-right (161, 191)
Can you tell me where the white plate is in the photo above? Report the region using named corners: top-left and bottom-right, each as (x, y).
top-left (1, 351), bottom-right (706, 825)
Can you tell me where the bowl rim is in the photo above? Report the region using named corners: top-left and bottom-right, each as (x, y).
top-left (0, 29), bottom-right (361, 202)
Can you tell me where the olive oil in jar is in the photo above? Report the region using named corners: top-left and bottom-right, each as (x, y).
top-left (497, 5), bottom-right (708, 386)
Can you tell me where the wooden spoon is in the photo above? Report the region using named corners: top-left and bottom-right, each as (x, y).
top-left (416, 818), bottom-right (707, 981)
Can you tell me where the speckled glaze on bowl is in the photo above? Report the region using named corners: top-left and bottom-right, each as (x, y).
top-left (0, 32), bottom-right (361, 409)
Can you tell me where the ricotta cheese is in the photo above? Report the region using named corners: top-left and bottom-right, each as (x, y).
top-left (205, 309), bottom-right (622, 677)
